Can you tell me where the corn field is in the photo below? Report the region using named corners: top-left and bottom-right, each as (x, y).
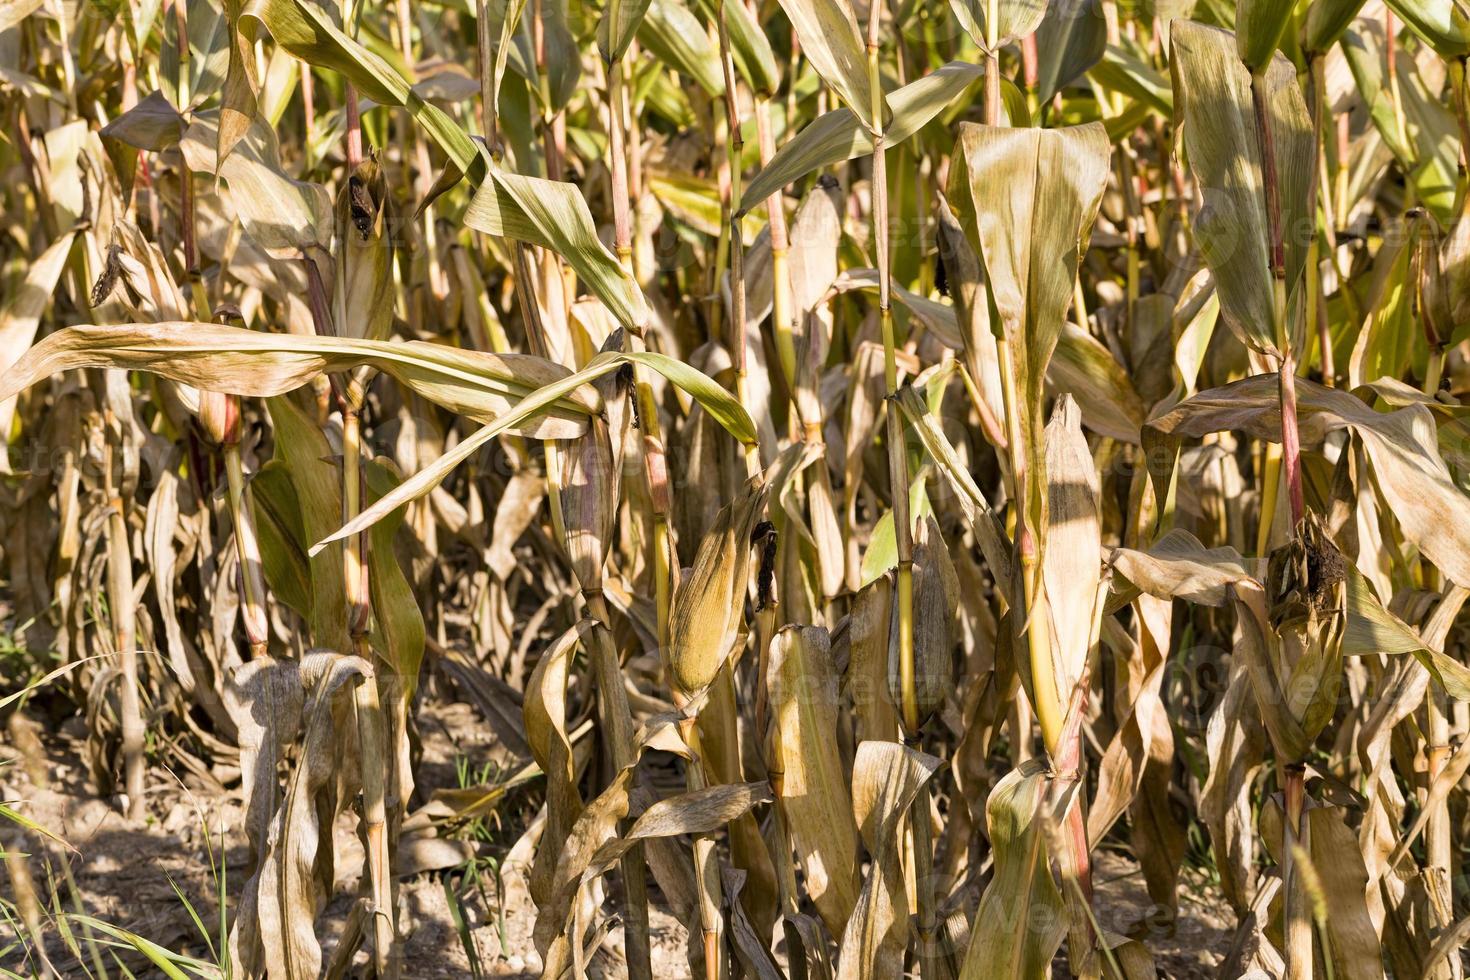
top-left (5, 0), bottom-right (1470, 975)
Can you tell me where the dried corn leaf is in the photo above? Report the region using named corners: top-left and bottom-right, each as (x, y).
top-left (1042, 396), bottom-right (1101, 698)
top-left (526, 621), bottom-right (594, 909)
top-left (179, 114), bottom-right (331, 258)
top-left (0, 230), bottom-right (76, 472)
top-left (948, 121), bottom-right (1109, 534)
top-left (1169, 21), bottom-right (1314, 355)
top-left (773, 0), bottom-right (881, 134)
top-left (888, 517), bottom-right (959, 729)
top-left (845, 576), bottom-right (902, 744)
top-left (768, 625), bottom-right (861, 936)
top-left (0, 322), bottom-right (597, 438)
top-left (958, 759), bottom-right (1067, 979)
top-left (1145, 374), bottom-right (1470, 592)
top-left (313, 348), bottom-right (758, 554)
top-left (836, 741), bottom-right (942, 980)
top-left (743, 63), bottom-right (982, 207)
top-left (225, 652), bottom-right (366, 979)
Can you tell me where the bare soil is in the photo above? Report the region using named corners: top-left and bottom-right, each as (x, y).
top-left (1, 689), bottom-right (1232, 979)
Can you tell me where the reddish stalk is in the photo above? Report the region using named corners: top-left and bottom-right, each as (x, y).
top-left (1251, 73), bottom-right (1305, 528)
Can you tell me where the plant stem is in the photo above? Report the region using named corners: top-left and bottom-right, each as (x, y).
top-left (867, 0), bottom-right (914, 739)
top-left (1250, 72), bottom-right (1304, 530)
top-left (678, 711), bottom-right (726, 978)
top-left (1282, 764), bottom-right (1312, 980)
top-left (1307, 56), bottom-right (1332, 386)
top-left (103, 424), bottom-right (144, 821)
top-left (755, 92), bottom-right (797, 390)
top-left (584, 596), bottom-right (652, 980)
top-left (343, 0), bottom-right (362, 170)
top-left (587, 64), bottom-right (654, 964)
top-left (342, 381), bottom-right (397, 978)
top-left (983, 0), bottom-right (1001, 125)
top-left (353, 667), bottom-right (395, 979)
top-left (222, 432), bottom-right (269, 659)
top-left (909, 736), bottom-right (945, 980)
top-left (716, 0), bottom-right (760, 478)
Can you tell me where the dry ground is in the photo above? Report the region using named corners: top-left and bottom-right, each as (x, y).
top-left (1, 684), bottom-right (1232, 979)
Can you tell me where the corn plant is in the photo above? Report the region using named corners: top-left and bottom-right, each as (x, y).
top-left (5, 0), bottom-right (1470, 978)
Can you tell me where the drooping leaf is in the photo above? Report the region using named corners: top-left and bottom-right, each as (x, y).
top-left (1301, 0), bottom-right (1368, 53)
top-left (1035, 0), bottom-right (1108, 104)
top-left (363, 460), bottom-right (427, 696)
top-left (265, 396), bottom-right (350, 653)
top-left (161, 0), bottom-right (230, 110)
top-left (1170, 20), bottom-right (1314, 356)
top-left (1145, 374), bottom-right (1470, 593)
top-left (1384, 0), bottom-right (1470, 56)
top-left (693, 0), bottom-right (780, 95)
top-left (1041, 396), bottom-right (1101, 699)
top-left (638, 0), bottom-right (723, 96)
top-left (958, 759), bottom-right (1067, 979)
top-left (98, 91), bottom-right (186, 152)
top-left (948, 120), bottom-right (1110, 539)
top-left (598, 0), bottom-right (653, 63)
top-left (1341, 22), bottom-right (1460, 224)
top-left (219, 0), bottom-right (259, 165)
top-left (0, 322), bottom-right (597, 439)
top-left (743, 61), bottom-right (982, 209)
top-left (309, 349), bottom-right (759, 553)
top-left (180, 114), bottom-right (332, 258)
top-left (0, 230), bottom-right (76, 472)
top-left (464, 163), bottom-right (653, 333)
top-left (1235, 0), bottom-right (1294, 71)
top-left (949, 0), bottom-right (1046, 52)
top-left (774, 0), bottom-right (884, 133)
top-left (242, 0), bottom-right (480, 171)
